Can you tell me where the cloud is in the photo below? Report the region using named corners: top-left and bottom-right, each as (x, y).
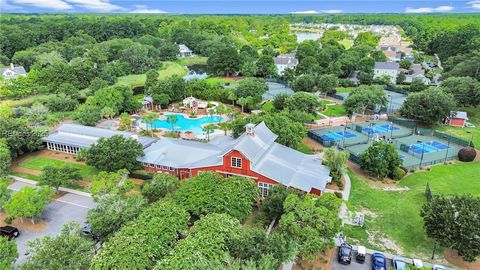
top-left (12, 0), bottom-right (72, 10)
top-left (129, 5), bottom-right (167, 14)
top-left (405, 5), bottom-right (454, 13)
top-left (291, 9), bottom-right (342, 14)
top-left (468, 1), bottom-right (480, 10)
top-left (0, 0), bottom-right (22, 10)
top-left (65, 0), bottom-right (123, 12)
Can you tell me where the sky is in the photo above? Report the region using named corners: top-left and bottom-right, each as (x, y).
top-left (0, 0), bottom-right (479, 14)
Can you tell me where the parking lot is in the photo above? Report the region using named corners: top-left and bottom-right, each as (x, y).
top-left (332, 248), bottom-right (391, 270)
top-left (8, 181), bottom-right (94, 264)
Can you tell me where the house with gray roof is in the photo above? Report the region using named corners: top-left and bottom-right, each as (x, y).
top-left (0, 63), bottom-right (27, 80)
top-left (43, 124), bottom-right (156, 154)
top-left (178, 44), bottom-right (193, 57)
top-left (273, 53), bottom-right (298, 76)
top-left (374, 62), bottom-right (400, 85)
top-left (140, 122), bottom-right (332, 196)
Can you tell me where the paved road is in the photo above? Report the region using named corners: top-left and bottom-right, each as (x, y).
top-left (8, 181), bottom-right (94, 265)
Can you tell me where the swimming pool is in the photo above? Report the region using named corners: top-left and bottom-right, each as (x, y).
top-left (146, 114), bottom-right (223, 133)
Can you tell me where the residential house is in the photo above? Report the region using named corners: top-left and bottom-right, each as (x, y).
top-left (178, 44), bottom-right (193, 57)
top-left (0, 63), bottom-right (27, 80)
top-left (43, 124), bottom-right (156, 154)
top-left (139, 122), bottom-right (332, 196)
top-left (374, 62), bottom-right (399, 84)
top-left (273, 53), bottom-right (298, 76)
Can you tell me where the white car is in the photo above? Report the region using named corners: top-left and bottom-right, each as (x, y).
top-left (413, 258), bottom-right (423, 268)
top-left (432, 265), bottom-right (446, 270)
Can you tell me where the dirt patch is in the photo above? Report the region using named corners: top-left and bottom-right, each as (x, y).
top-left (52, 191), bottom-right (68, 200)
top-left (367, 231), bottom-right (403, 254)
top-left (293, 248), bottom-right (335, 270)
top-left (0, 211), bottom-right (48, 232)
top-left (303, 137), bottom-right (324, 153)
top-left (444, 248), bottom-right (480, 270)
top-left (380, 186), bottom-right (410, 192)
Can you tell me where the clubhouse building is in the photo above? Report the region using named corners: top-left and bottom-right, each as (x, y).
top-left (43, 123), bottom-right (332, 196)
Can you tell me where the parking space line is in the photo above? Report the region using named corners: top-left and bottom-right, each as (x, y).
top-left (55, 199), bottom-right (93, 209)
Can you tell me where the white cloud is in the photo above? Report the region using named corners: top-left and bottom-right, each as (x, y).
top-left (291, 9), bottom-right (342, 14)
top-left (468, 1), bottom-right (480, 10)
top-left (321, 9), bottom-right (342, 14)
top-left (12, 0), bottom-right (72, 10)
top-left (129, 5), bottom-right (167, 14)
top-left (0, 0), bottom-right (22, 10)
top-left (65, 0), bottom-right (123, 12)
top-left (405, 5), bottom-right (454, 13)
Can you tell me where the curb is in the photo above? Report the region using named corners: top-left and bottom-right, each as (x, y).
top-left (9, 175), bottom-right (92, 198)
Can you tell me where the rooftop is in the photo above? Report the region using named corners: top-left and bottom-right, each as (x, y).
top-left (374, 62), bottom-right (400, 70)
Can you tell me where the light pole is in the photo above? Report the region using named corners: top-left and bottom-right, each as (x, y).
top-left (390, 121), bottom-right (394, 139)
top-left (466, 131), bottom-right (473, 147)
top-left (443, 135), bottom-right (451, 163)
top-left (341, 124), bottom-right (347, 149)
top-left (418, 140), bottom-right (425, 168)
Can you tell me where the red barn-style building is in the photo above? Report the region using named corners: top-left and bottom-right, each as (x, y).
top-left (139, 122), bottom-right (332, 196)
top-left (449, 111), bottom-right (468, 127)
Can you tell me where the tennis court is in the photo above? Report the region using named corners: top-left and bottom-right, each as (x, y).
top-left (321, 130), bottom-right (357, 141)
top-left (308, 126), bottom-right (368, 147)
top-left (361, 124), bottom-right (400, 134)
top-left (409, 141), bottom-right (450, 155)
top-left (354, 120), bottom-right (412, 138)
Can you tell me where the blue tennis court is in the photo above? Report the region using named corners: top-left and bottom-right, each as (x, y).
top-left (362, 124), bottom-right (400, 134)
top-left (321, 131), bottom-right (357, 141)
top-left (409, 141), bottom-right (450, 155)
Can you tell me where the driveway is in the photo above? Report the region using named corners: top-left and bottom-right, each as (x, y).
top-left (7, 181), bottom-right (94, 265)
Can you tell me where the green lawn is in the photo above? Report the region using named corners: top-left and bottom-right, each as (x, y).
top-left (18, 157), bottom-right (99, 181)
top-left (435, 107), bottom-right (479, 149)
top-left (261, 101), bottom-right (273, 112)
top-left (324, 104), bottom-right (347, 117)
top-left (116, 62), bottom-right (188, 89)
top-left (346, 161), bottom-right (480, 258)
top-left (177, 56), bottom-right (208, 66)
top-left (335, 87), bottom-right (356, 93)
top-left (296, 142), bottom-right (314, 154)
top-left (205, 77), bottom-right (241, 86)
top-left (320, 99), bottom-right (334, 105)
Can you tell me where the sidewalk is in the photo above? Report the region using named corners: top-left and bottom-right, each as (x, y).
top-left (9, 175), bottom-right (92, 197)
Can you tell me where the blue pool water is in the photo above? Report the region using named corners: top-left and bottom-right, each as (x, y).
top-left (146, 114), bottom-right (223, 133)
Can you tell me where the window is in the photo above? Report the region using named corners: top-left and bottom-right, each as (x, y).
top-left (231, 157), bottom-right (242, 168)
top-left (258, 182), bottom-right (273, 197)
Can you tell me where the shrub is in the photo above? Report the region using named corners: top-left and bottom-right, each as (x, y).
top-left (391, 167), bottom-right (406, 181)
top-left (458, 147), bottom-right (477, 162)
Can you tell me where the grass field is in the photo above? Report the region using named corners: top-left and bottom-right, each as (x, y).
top-left (205, 77), bottom-right (241, 86)
top-left (0, 94), bottom-right (49, 108)
top-left (436, 107), bottom-right (479, 149)
top-left (261, 101), bottom-right (273, 112)
top-left (296, 142), bottom-right (314, 154)
top-left (18, 157), bottom-right (99, 181)
top-left (339, 39), bottom-right (354, 49)
top-left (324, 104), bottom-right (347, 117)
top-left (346, 161), bottom-right (480, 259)
top-left (177, 56), bottom-right (208, 66)
top-left (116, 62), bottom-right (188, 89)
top-left (335, 87), bottom-right (356, 93)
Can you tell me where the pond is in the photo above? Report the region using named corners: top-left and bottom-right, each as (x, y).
top-left (183, 64), bottom-right (208, 81)
top-left (145, 113), bottom-right (223, 134)
top-left (292, 31), bottom-right (323, 42)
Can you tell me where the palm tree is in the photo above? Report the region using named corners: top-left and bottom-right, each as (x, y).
top-left (237, 97), bottom-right (247, 113)
top-left (228, 91), bottom-right (237, 106)
top-left (203, 124), bottom-right (216, 141)
top-left (143, 113), bottom-right (157, 137)
top-left (218, 121), bottom-right (231, 136)
top-left (166, 114), bottom-right (178, 132)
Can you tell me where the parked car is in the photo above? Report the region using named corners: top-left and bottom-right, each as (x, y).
top-left (371, 252), bottom-right (387, 270)
top-left (0, 226), bottom-right (20, 240)
top-left (338, 243), bottom-right (353, 264)
top-left (392, 256), bottom-right (408, 270)
top-left (431, 265), bottom-right (446, 270)
top-left (356, 245), bottom-right (366, 263)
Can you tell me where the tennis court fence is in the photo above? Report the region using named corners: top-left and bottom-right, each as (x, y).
top-left (433, 131), bottom-right (473, 148)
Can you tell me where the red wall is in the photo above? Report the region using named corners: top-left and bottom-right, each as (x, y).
top-left (449, 118), bottom-right (465, 127)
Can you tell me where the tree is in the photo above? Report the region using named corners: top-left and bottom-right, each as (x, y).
top-left (4, 186), bottom-right (53, 224)
top-left (400, 88), bottom-right (456, 124)
top-left (237, 97), bottom-right (248, 113)
top-left (256, 55), bottom-right (276, 78)
top-left (173, 172), bottom-right (257, 220)
top-left (166, 114), bottom-right (178, 132)
top-left (90, 201), bottom-right (189, 270)
top-left (397, 71), bottom-right (406, 84)
top-left (400, 59), bottom-right (412, 69)
top-left (85, 135), bottom-right (143, 172)
top-left (118, 112), bottom-right (131, 131)
top-left (285, 92), bottom-right (321, 115)
top-left (358, 71), bottom-right (374, 85)
top-left (100, 106), bottom-right (115, 119)
top-left (0, 139), bottom-right (12, 175)
top-left (234, 78), bottom-right (268, 99)
top-left (261, 185), bottom-right (303, 223)
top-left (0, 105), bottom-right (14, 120)
top-left (272, 93), bottom-right (289, 110)
top-left (203, 124), bottom-right (216, 141)
top-left (90, 170), bottom-right (134, 200)
top-left (141, 173), bottom-right (180, 202)
top-left (317, 74), bottom-right (339, 95)
top-left (74, 104), bottom-right (101, 126)
top-left (145, 69), bottom-right (159, 92)
top-left (360, 141), bottom-right (402, 179)
top-left (39, 165), bottom-right (81, 193)
top-left (207, 46), bottom-right (241, 77)
top-left (142, 113), bottom-right (157, 137)
top-left (152, 93), bottom-right (171, 109)
top-left (0, 178), bottom-right (11, 210)
top-left (420, 195), bottom-right (480, 262)
top-left (25, 102), bottom-right (49, 127)
top-left (279, 194), bottom-right (341, 259)
top-left (291, 74), bottom-right (317, 92)
top-left (44, 93), bottom-right (79, 112)
top-left (344, 85), bottom-right (388, 115)
top-left (409, 77), bottom-right (429, 92)
top-left (218, 121), bottom-right (231, 136)
top-left (441, 77), bottom-right (480, 107)
top-left (0, 236), bottom-right (18, 269)
top-left (87, 194), bottom-right (147, 240)
top-left (323, 148), bottom-right (349, 185)
top-left (20, 222), bottom-right (94, 270)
